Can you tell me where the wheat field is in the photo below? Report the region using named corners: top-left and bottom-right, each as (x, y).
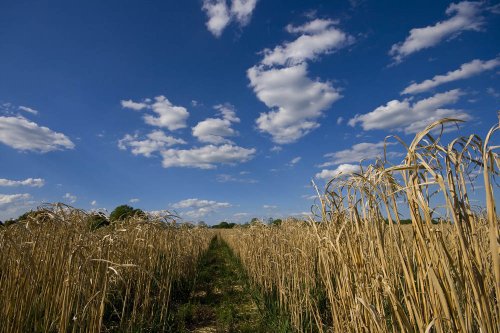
top-left (0, 119), bottom-right (498, 332)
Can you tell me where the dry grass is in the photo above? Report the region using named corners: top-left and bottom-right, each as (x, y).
top-left (1, 118), bottom-right (498, 333)
top-left (0, 206), bottom-right (213, 333)
top-left (222, 119), bottom-right (500, 332)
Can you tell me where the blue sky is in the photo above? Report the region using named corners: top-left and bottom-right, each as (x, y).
top-left (0, 0), bottom-right (499, 223)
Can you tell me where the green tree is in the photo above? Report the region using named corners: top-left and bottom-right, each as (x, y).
top-left (110, 205), bottom-right (145, 222)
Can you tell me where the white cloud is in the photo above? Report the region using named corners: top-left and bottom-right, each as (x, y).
top-left (172, 198), bottom-right (231, 219)
top-left (18, 106), bottom-right (38, 115)
top-left (315, 163), bottom-right (360, 180)
top-left (320, 141), bottom-right (398, 167)
top-left (487, 87), bottom-right (500, 98)
top-left (121, 99), bottom-right (149, 111)
top-left (402, 57), bottom-right (500, 94)
top-left (90, 200), bottom-right (97, 206)
top-left (118, 130), bottom-right (186, 157)
top-left (249, 64), bottom-right (341, 144)
top-left (129, 198), bottom-right (140, 203)
top-left (230, 0), bottom-right (258, 25)
top-left (249, 18), bottom-right (350, 144)
top-left (262, 20), bottom-right (353, 66)
top-left (144, 96), bottom-right (189, 130)
top-left (202, 0), bottom-right (231, 37)
top-left (122, 96), bottom-right (189, 131)
top-left (63, 193), bottom-right (77, 204)
top-left (193, 119), bottom-right (237, 144)
top-left (0, 193), bottom-right (31, 206)
top-left (336, 116), bottom-right (344, 125)
top-left (0, 193), bottom-right (35, 220)
top-left (270, 145), bottom-right (282, 152)
top-left (390, 1), bottom-right (486, 62)
top-left (348, 89), bottom-right (470, 133)
top-left (202, 0), bottom-right (257, 37)
top-left (0, 116), bottom-right (74, 152)
top-left (286, 18), bottom-right (339, 34)
top-left (216, 174), bottom-right (257, 183)
top-left (0, 178), bottom-right (45, 187)
top-left (161, 144), bottom-right (255, 169)
top-left (192, 103), bottom-right (240, 144)
top-left (288, 156), bottom-right (301, 166)
top-left (263, 204), bottom-right (277, 209)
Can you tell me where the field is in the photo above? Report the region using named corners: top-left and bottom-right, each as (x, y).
top-left (1, 119), bottom-right (499, 332)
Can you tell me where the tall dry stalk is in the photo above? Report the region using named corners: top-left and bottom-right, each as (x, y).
top-left (0, 205), bottom-right (213, 333)
top-left (222, 119), bottom-right (499, 332)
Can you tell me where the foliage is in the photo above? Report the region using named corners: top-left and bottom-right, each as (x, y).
top-left (109, 204), bottom-right (145, 222)
top-left (212, 221), bottom-right (236, 229)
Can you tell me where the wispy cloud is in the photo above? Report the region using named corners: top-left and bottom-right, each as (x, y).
top-left (18, 106), bottom-right (38, 115)
top-left (390, 1), bottom-right (486, 63)
top-left (63, 193), bottom-right (77, 204)
top-left (402, 57), bottom-right (500, 94)
top-left (216, 174), bottom-right (258, 183)
top-left (288, 156), bottom-right (301, 166)
top-left (319, 141), bottom-right (399, 167)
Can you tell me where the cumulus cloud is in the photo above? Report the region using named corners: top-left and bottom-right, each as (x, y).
top-left (402, 57), bottom-right (500, 94)
top-left (172, 198), bottom-right (231, 219)
top-left (192, 104), bottom-right (240, 144)
top-left (320, 141), bottom-right (398, 167)
top-left (144, 96), bottom-right (189, 130)
top-left (121, 96), bottom-right (189, 131)
top-left (390, 1), bottom-right (486, 62)
top-left (0, 116), bottom-right (74, 152)
top-left (249, 64), bottom-right (341, 144)
top-left (0, 178), bottom-right (45, 187)
top-left (63, 193), bottom-right (77, 204)
top-left (0, 193), bottom-right (31, 206)
top-left (348, 89), bottom-right (470, 133)
top-left (161, 144), bottom-right (255, 169)
top-left (202, 0), bottom-right (258, 37)
top-left (262, 20), bottom-right (353, 66)
top-left (315, 163), bottom-right (360, 180)
top-left (129, 198), bottom-right (140, 203)
top-left (118, 130), bottom-right (186, 157)
top-left (249, 18), bottom-right (351, 144)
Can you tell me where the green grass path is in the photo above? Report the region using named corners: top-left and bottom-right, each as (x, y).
top-left (170, 235), bottom-right (278, 333)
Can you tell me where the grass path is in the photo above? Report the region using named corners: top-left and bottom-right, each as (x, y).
top-left (170, 235), bottom-right (283, 333)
